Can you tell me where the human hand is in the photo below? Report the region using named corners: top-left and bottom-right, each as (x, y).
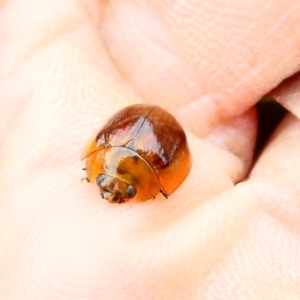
top-left (1, 1), bottom-right (300, 299)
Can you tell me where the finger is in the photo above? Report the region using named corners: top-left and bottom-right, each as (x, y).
top-left (203, 113), bottom-right (300, 300)
top-left (195, 114), bottom-right (300, 298)
top-left (269, 72), bottom-right (300, 119)
top-left (102, 0), bottom-right (300, 132)
top-left (251, 113), bottom-right (300, 233)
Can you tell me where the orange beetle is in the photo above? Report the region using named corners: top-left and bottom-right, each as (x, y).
top-left (81, 104), bottom-right (192, 203)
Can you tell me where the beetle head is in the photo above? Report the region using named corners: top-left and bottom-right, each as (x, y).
top-left (96, 174), bottom-right (136, 204)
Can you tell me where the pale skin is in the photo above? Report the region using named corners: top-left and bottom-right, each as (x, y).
top-left (1, 0), bottom-right (300, 299)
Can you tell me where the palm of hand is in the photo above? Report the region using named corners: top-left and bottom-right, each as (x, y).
top-left (1, 1), bottom-right (300, 299)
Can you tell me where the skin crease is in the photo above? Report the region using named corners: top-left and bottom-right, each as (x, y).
top-left (0, 0), bottom-right (300, 299)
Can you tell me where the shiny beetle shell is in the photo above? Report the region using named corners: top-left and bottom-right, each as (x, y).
top-left (81, 104), bottom-right (192, 203)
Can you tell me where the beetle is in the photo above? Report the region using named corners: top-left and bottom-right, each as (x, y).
top-left (81, 104), bottom-right (192, 203)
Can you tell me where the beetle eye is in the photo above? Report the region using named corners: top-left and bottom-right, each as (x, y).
top-left (96, 174), bottom-right (106, 187)
top-left (126, 186), bottom-right (136, 199)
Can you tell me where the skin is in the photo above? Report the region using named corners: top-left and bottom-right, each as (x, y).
top-left (0, 0), bottom-right (300, 299)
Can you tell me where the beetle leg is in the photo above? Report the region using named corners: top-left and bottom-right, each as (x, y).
top-left (81, 177), bottom-right (90, 183)
top-left (160, 189), bottom-right (168, 199)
